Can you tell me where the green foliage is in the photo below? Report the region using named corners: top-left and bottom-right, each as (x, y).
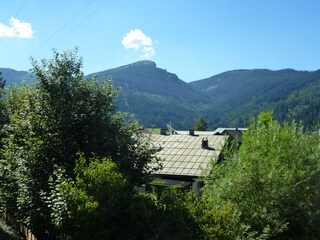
top-left (57, 156), bottom-right (129, 239)
top-left (0, 72), bottom-right (8, 138)
top-left (0, 49), bottom-right (158, 239)
top-left (166, 122), bottom-right (174, 134)
top-left (1, 49), bottom-right (319, 239)
top-left (203, 112), bottom-right (320, 239)
top-left (0, 85), bottom-right (57, 238)
top-left (274, 81), bottom-right (320, 131)
top-left (54, 156), bottom-right (200, 240)
top-left (194, 116), bottom-right (208, 131)
top-left (0, 217), bottom-right (22, 240)
top-left (191, 69), bottom-right (320, 129)
top-left (0, 72), bottom-right (6, 89)
top-left (187, 195), bottom-right (248, 240)
top-left (146, 190), bottom-right (201, 240)
top-left (257, 111), bottom-right (273, 126)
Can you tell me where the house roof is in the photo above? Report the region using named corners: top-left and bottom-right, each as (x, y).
top-left (213, 127), bottom-right (247, 134)
top-left (213, 128), bottom-right (247, 143)
top-left (175, 130), bottom-right (216, 135)
top-left (150, 134), bottom-right (228, 177)
top-left (222, 129), bottom-right (244, 143)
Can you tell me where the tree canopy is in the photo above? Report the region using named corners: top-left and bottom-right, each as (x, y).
top-left (194, 116), bottom-right (208, 131)
top-left (200, 112), bottom-right (320, 239)
top-left (0, 49), bottom-right (159, 239)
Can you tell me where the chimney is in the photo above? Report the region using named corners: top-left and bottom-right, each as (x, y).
top-left (202, 137), bottom-right (208, 148)
top-left (189, 129), bottom-right (195, 136)
top-left (160, 128), bottom-right (166, 135)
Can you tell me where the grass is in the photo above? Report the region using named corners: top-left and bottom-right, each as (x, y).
top-left (148, 127), bottom-right (161, 134)
top-left (147, 127), bottom-right (170, 135)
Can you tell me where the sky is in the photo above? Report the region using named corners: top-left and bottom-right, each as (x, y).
top-left (1, 0), bottom-right (320, 82)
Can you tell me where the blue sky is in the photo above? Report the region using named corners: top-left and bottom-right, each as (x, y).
top-left (1, 0), bottom-right (320, 82)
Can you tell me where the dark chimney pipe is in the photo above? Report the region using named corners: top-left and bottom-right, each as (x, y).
top-left (202, 137), bottom-right (208, 148)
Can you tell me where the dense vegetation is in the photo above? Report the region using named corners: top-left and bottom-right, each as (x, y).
top-left (80, 63), bottom-right (320, 131)
top-left (0, 50), bottom-right (164, 239)
top-left (2, 62), bottom-right (320, 131)
top-left (191, 69), bottom-right (320, 130)
top-left (194, 116), bottom-right (208, 131)
top-left (86, 60), bottom-right (204, 129)
top-left (196, 112), bottom-right (320, 239)
top-left (0, 51), bottom-right (319, 239)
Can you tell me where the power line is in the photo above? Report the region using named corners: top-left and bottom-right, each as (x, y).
top-left (15, 0), bottom-right (28, 18)
top-left (31, 0), bottom-right (96, 56)
top-left (51, 0), bottom-right (112, 48)
top-left (14, 0), bottom-right (98, 69)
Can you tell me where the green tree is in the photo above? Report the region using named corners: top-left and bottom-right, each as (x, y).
top-left (0, 72), bottom-right (7, 139)
top-left (0, 72), bottom-right (5, 89)
top-left (166, 122), bottom-right (175, 134)
top-left (56, 156), bottom-right (130, 239)
top-left (0, 49), bottom-right (159, 239)
top-left (194, 116), bottom-right (208, 131)
top-left (202, 112), bottom-right (320, 239)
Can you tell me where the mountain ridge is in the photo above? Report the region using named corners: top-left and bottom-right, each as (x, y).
top-left (1, 61), bottom-right (319, 130)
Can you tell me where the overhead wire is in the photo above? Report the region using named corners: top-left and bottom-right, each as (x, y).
top-left (51, 0), bottom-right (112, 48)
top-left (30, 0), bottom-right (96, 56)
top-left (15, 0), bottom-right (28, 18)
top-left (15, 0), bottom-right (107, 69)
top-left (0, 0), bottom-right (28, 44)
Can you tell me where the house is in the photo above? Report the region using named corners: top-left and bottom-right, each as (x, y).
top-left (213, 127), bottom-right (247, 144)
top-left (149, 130), bottom-right (228, 193)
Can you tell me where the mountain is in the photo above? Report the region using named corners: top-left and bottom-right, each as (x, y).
top-left (86, 60), bottom-right (203, 101)
top-left (1, 62), bottom-right (319, 130)
top-left (86, 61), bottom-right (204, 128)
top-left (0, 68), bottom-right (34, 86)
top-left (190, 69), bottom-right (320, 129)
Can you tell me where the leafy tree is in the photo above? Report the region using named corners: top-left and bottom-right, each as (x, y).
top-left (0, 49), bottom-right (159, 239)
top-left (194, 116), bottom-right (208, 131)
top-left (166, 122), bottom-right (175, 134)
top-left (56, 156), bottom-right (130, 239)
top-left (0, 85), bottom-right (55, 237)
top-left (51, 155), bottom-right (200, 240)
top-left (0, 72), bottom-right (5, 89)
top-left (0, 72), bottom-right (7, 138)
top-left (202, 112), bottom-right (320, 239)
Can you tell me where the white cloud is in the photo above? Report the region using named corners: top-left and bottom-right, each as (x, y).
top-left (122, 29), bottom-right (155, 59)
top-left (0, 17), bottom-right (33, 38)
top-left (141, 46), bottom-right (155, 59)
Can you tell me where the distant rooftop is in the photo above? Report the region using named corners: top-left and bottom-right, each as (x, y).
top-left (150, 134), bottom-right (228, 177)
top-left (175, 128), bottom-right (247, 136)
top-left (213, 127), bottom-right (248, 134)
top-left (175, 130), bottom-right (216, 135)
top-left (214, 128), bottom-right (247, 143)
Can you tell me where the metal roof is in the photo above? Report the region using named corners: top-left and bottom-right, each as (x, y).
top-left (150, 134), bottom-right (228, 177)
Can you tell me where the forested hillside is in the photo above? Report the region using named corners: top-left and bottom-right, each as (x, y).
top-left (0, 68), bottom-right (34, 86)
top-left (86, 61), bottom-right (204, 128)
top-left (190, 69), bottom-right (320, 130)
top-left (1, 62), bottom-right (319, 131)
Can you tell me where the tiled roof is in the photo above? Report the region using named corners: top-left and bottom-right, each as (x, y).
top-left (151, 134), bottom-right (228, 177)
